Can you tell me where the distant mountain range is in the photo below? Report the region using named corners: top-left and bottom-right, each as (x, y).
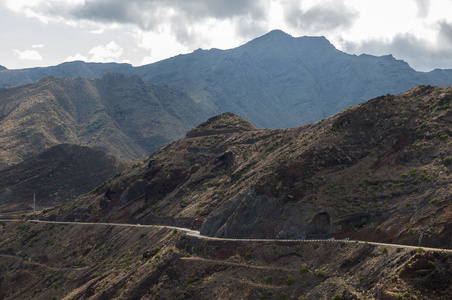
top-left (0, 73), bottom-right (209, 168)
top-left (1, 30), bottom-right (452, 129)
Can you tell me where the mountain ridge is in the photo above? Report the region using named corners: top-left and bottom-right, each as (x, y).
top-left (1, 30), bottom-right (452, 129)
top-left (0, 144), bottom-right (128, 208)
top-left (43, 85), bottom-right (452, 249)
top-left (0, 73), bottom-right (209, 168)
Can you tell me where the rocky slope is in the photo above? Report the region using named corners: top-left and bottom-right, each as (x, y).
top-left (45, 85), bottom-right (452, 249)
top-left (0, 144), bottom-right (128, 210)
top-left (0, 73), bottom-right (209, 168)
top-left (1, 220), bottom-right (452, 299)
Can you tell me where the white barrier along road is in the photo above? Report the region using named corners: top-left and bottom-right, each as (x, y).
top-left (24, 219), bottom-right (452, 253)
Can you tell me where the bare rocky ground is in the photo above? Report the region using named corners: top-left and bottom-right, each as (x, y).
top-left (1, 219), bottom-right (452, 299)
top-left (46, 86), bottom-right (452, 249)
top-left (2, 85), bottom-right (452, 299)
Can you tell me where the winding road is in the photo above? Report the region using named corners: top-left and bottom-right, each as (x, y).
top-left (19, 219), bottom-right (452, 254)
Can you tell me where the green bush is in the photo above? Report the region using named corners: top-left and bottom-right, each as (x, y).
top-left (280, 292), bottom-right (288, 299)
top-left (299, 267), bottom-right (309, 274)
top-left (265, 276), bottom-right (272, 284)
top-left (381, 246), bottom-right (388, 255)
top-left (427, 260), bottom-right (435, 269)
top-left (286, 274), bottom-right (295, 285)
top-left (332, 294), bottom-right (343, 300)
top-left (443, 156), bottom-right (452, 166)
top-left (375, 226), bottom-right (382, 234)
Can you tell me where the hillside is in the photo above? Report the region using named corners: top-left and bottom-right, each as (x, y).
top-left (2, 30), bottom-right (452, 129)
top-left (0, 144), bottom-right (128, 211)
top-left (44, 85), bottom-right (452, 250)
top-left (0, 73), bottom-right (209, 168)
top-left (1, 220), bottom-right (452, 299)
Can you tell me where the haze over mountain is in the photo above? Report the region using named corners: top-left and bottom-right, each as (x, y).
top-left (2, 30), bottom-right (452, 129)
top-left (0, 73), bottom-right (209, 168)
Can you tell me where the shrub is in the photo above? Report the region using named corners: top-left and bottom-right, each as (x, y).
top-left (427, 260), bottom-right (435, 269)
top-left (332, 294), bottom-right (343, 300)
top-left (265, 276), bottom-right (272, 284)
top-left (375, 226), bottom-right (382, 234)
top-left (416, 247), bottom-right (425, 253)
top-left (280, 292), bottom-right (288, 300)
top-left (381, 246), bottom-right (388, 255)
top-left (443, 156), bottom-right (452, 166)
top-left (299, 267), bottom-right (309, 274)
top-left (286, 274), bottom-right (295, 285)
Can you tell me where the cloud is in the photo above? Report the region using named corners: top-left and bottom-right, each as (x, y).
top-left (88, 41), bottom-right (124, 62)
top-left (13, 49), bottom-right (43, 61)
top-left (438, 20), bottom-right (452, 46)
top-left (4, 0), bottom-right (268, 49)
top-left (343, 28), bottom-right (452, 71)
top-left (283, 1), bottom-right (359, 33)
top-left (64, 53), bottom-right (88, 62)
top-left (32, 44), bottom-right (45, 49)
top-left (414, 0), bottom-right (431, 18)
top-left (70, 0), bottom-right (266, 28)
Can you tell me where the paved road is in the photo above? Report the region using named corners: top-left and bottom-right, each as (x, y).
top-left (25, 219), bottom-right (452, 253)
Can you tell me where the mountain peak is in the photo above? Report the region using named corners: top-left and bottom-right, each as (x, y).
top-left (0, 65), bottom-right (7, 71)
top-left (186, 112), bottom-right (256, 138)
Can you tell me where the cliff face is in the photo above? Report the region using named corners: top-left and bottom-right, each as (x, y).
top-left (46, 85), bottom-right (452, 248)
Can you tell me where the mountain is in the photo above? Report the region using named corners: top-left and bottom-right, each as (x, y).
top-left (0, 61), bottom-right (133, 88)
top-left (2, 30), bottom-right (452, 129)
top-left (0, 65), bottom-right (6, 71)
top-left (45, 85), bottom-right (452, 250)
top-left (134, 30), bottom-right (452, 128)
top-left (0, 144), bottom-right (128, 209)
top-left (0, 73), bottom-right (209, 168)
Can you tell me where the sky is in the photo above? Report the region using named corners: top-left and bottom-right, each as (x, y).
top-left (1, 0), bottom-right (452, 72)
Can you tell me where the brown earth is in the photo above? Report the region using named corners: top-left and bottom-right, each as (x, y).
top-left (0, 73), bottom-right (209, 169)
top-left (0, 144), bottom-right (129, 208)
top-left (43, 85), bottom-right (452, 250)
top-left (1, 220), bottom-right (452, 299)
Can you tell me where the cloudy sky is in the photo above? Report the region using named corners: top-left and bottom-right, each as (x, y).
top-left (1, 0), bottom-right (452, 71)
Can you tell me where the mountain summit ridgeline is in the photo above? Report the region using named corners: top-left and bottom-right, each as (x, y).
top-left (2, 30), bottom-right (452, 130)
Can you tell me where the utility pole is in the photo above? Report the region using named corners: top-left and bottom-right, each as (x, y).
top-left (33, 193), bottom-right (36, 212)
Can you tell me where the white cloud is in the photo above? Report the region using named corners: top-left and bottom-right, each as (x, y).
top-left (32, 44), bottom-right (45, 49)
top-left (13, 49), bottom-right (43, 61)
top-left (88, 41), bottom-right (123, 62)
top-left (2, 0), bottom-right (452, 70)
top-left (90, 28), bottom-right (104, 34)
top-left (64, 53), bottom-right (88, 62)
